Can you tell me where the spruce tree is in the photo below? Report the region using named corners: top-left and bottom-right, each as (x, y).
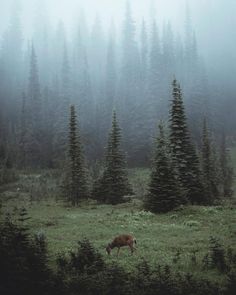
top-left (93, 111), bottom-right (132, 204)
top-left (220, 132), bottom-right (234, 198)
top-left (201, 119), bottom-right (220, 203)
top-left (23, 45), bottom-right (43, 168)
top-left (169, 79), bottom-right (204, 204)
top-left (62, 105), bottom-right (88, 206)
top-left (53, 43), bottom-right (71, 166)
top-left (145, 123), bottom-right (182, 213)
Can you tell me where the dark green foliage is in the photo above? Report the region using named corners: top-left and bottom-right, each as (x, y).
top-left (56, 238), bottom-right (107, 295)
top-left (208, 237), bottom-right (227, 272)
top-left (225, 270), bottom-right (236, 295)
top-left (201, 119), bottom-right (220, 203)
top-left (0, 143), bottom-right (17, 185)
top-left (102, 263), bottom-right (130, 295)
top-left (220, 132), bottom-right (234, 198)
top-left (22, 46), bottom-right (43, 168)
top-left (169, 79), bottom-right (204, 205)
top-left (93, 111), bottom-right (132, 204)
top-left (145, 123), bottom-right (183, 213)
top-left (53, 44), bottom-right (71, 166)
top-left (61, 105), bottom-right (89, 205)
top-left (0, 212), bottom-right (61, 295)
top-left (58, 238), bottom-right (105, 275)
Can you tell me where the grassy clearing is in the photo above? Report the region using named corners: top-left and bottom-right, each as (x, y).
top-left (1, 155), bottom-right (236, 286)
top-left (1, 172), bottom-right (236, 282)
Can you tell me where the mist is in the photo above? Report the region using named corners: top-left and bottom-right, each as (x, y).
top-left (0, 0), bottom-right (236, 166)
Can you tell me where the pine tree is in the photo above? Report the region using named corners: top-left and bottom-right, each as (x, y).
top-left (140, 19), bottom-right (148, 83)
top-left (97, 26), bottom-right (117, 156)
top-left (145, 123), bottom-right (182, 213)
top-left (25, 45), bottom-right (42, 168)
top-left (53, 42), bottom-right (71, 166)
top-left (220, 131), bottom-right (234, 198)
top-left (62, 105), bottom-right (88, 206)
top-left (119, 1), bottom-right (141, 161)
top-left (148, 21), bottom-right (162, 121)
top-left (169, 79), bottom-right (204, 204)
top-left (93, 111), bottom-right (132, 204)
top-left (201, 119), bottom-right (220, 203)
top-left (19, 91), bottom-right (27, 167)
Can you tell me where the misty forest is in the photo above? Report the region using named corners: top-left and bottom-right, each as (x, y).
top-left (0, 0), bottom-right (236, 294)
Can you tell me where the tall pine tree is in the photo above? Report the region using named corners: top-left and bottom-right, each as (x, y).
top-left (21, 45), bottom-right (42, 168)
top-left (93, 111), bottom-right (132, 204)
top-left (145, 123), bottom-right (182, 213)
top-left (62, 105), bottom-right (88, 206)
top-left (169, 79), bottom-right (204, 204)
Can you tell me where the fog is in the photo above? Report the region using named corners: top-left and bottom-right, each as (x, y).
top-left (0, 0), bottom-right (236, 166)
top-left (1, 0), bottom-right (235, 77)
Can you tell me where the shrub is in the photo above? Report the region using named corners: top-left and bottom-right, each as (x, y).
top-left (209, 236), bottom-right (227, 272)
top-left (57, 238), bottom-right (105, 276)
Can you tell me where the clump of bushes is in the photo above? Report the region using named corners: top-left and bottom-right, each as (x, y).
top-left (202, 236), bottom-right (236, 273)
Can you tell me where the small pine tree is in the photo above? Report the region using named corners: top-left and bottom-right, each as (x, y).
top-left (201, 119), bottom-right (220, 203)
top-left (61, 105), bottom-right (88, 205)
top-left (220, 132), bottom-right (234, 198)
top-left (93, 111), bottom-right (132, 204)
top-left (145, 123), bottom-right (183, 213)
top-left (169, 79), bottom-right (204, 204)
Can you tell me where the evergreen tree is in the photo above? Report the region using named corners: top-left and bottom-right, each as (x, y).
top-left (220, 132), bottom-right (234, 198)
top-left (169, 79), bottom-right (204, 204)
top-left (0, 211), bottom-right (61, 295)
top-left (119, 1), bottom-right (141, 161)
top-left (53, 42), bottom-right (71, 166)
top-left (90, 14), bottom-right (105, 98)
top-left (105, 26), bottom-right (117, 119)
top-left (148, 21), bottom-right (162, 121)
top-left (162, 21), bottom-right (175, 83)
top-left (145, 123), bottom-right (182, 213)
top-left (95, 25), bottom-right (118, 160)
top-left (28, 45), bottom-right (42, 126)
top-left (24, 45), bottom-right (43, 168)
top-left (1, 0), bottom-right (23, 105)
top-left (93, 111), bottom-right (132, 204)
top-left (41, 87), bottom-right (54, 168)
top-left (19, 91), bottom-right (27, 167)
top-left (201, 119), bottom-right (220, 203)
top-left (140, 19), bottom-right (148, 83)
top-left (62, 105), bottom-right (88, 206)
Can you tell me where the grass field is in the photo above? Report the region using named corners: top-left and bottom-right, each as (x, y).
top-left (1, 168), bottom-right (236, 284)
top-left (1, 146), bottom-right (236, 282)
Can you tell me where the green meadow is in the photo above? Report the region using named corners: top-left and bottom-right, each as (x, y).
top-left (1, 166), bottom-right (236, 284)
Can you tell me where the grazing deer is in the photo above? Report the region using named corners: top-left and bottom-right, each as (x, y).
top-left (106, 234), bottom-right (137, 256)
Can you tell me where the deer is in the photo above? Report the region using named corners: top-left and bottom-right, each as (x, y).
top-left (106, 234), bottom-right (137, 256)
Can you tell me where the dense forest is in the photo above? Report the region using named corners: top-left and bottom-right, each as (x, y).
top-left (0, 0), bottom-right (235, 170)
top-left (0, 0), bottom-right (236, 294)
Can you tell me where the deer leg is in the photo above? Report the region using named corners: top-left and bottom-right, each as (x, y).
top-left (117, 247), bottom-right (120, 257)
top-left (129, 244), bottom-right (134, 255)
